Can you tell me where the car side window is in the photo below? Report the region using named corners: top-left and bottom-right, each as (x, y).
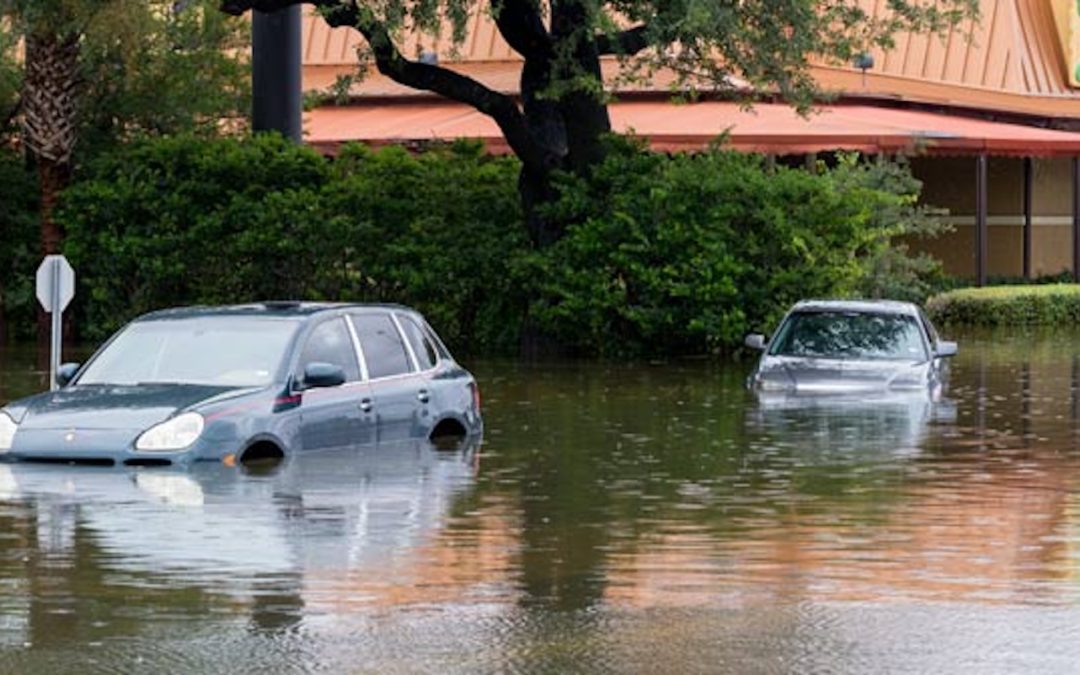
top-left (350, 313), bottom-right (413, 379)
top-left (297, 318), bottom-right (360, 382)
top-left (398, 315), bottom-right (438, 370)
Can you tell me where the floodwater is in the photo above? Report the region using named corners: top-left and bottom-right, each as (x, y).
top-left (2, 332), bottom-right (1080, 672)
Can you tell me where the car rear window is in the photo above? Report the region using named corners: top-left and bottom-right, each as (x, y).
top-left (398, 315), bottom-right (438, 370)
top-left (768, 311), bottom-right (928, 361)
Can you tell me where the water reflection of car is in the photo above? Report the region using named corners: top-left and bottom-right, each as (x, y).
top-left (744, 300), bottom-right (957, 399)
top-left (0, 437), bottom-right (479, 579)
top-left (746, 388), bottom-right (955, 458)
top-left (0, 303), bottom-right (482, 467)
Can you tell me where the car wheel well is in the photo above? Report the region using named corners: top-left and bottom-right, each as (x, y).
top-left (430, 418), bottom-right (468, 449)
top-left (239, 440), bottom-right (285, 467)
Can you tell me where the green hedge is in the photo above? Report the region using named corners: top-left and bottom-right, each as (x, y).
top-left (926, 284), bottom-right (1080, 326)
top-left (59, 135), bottom-right (527, 353)
top-left (528, 140), bottom-right (945, 356)
top-left (47, 134), bottom-right (944, 356)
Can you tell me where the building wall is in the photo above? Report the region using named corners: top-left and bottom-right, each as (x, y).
top-left (910, 157), bottom-right (1075, 279)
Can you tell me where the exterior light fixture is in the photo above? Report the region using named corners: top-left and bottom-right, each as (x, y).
top-left (853, 52), bottom-right (875, 86)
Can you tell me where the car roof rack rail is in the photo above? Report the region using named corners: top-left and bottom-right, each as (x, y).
top-left (260, 301), bottom-right (303, 310)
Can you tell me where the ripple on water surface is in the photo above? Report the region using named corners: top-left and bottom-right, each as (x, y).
top-left (2, 332), bottom-right (1080, 671)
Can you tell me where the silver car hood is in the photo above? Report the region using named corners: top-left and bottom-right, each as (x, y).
top-left (756, 355), bottom-right (931, 394)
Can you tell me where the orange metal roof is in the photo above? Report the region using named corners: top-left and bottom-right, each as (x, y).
top-left (305, 101), bottom-right (1080, 156)
top-left (300, 0), bottom-right (1080, 120)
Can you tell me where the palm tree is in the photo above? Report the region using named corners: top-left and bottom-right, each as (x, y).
top-left (21, 28), bottom-right (79, 257)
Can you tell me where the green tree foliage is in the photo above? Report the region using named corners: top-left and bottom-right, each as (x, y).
top-left (0, 0), bottom-right (250, 155)
top-left (76, 1), bottom-right (250, 156)
top-left (0, 0), bottom-right (248, 343)
top-left (58, 135), bottom-right (527, 352)
top-left (56, 135), bottom-right (943, 356)
top-left (224, 0), bottom-right (976, 244)
top-left (528, 139), bottom-right (939, 356)
top-left (0, 149), bottom-right (37, 342)
top-left (831, 155), bottom-right (951, 303)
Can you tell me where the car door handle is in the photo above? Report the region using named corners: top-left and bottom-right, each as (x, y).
top-left (360, 398), bottom-right (373, 413)
top-left (417, 389), bottom-right (430, 404)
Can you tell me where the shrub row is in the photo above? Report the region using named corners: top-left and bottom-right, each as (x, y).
top-left (59, 135), bottom-right (528, 353)
top-left (0, 134), bottom-right (948, 356)
top-left (926, 284), bottom-right (1080, 326)
top-left (531, 141), bottom-right (945, 355)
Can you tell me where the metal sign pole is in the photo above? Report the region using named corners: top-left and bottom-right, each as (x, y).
top-left (50, 258), bottom-right (61, 391)
top-left (36, 255), bottom-right (75, 391)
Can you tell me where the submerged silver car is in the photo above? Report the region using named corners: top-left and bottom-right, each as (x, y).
top-left (744, 300), bottom-right (957, 398)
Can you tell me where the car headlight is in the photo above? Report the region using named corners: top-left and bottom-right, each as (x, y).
top-left (754, 372), bottom-right (795, 393)
top-left (135, 412), bottom-right (204, 452)
top-left (0, 411), bottom-right (17, 452)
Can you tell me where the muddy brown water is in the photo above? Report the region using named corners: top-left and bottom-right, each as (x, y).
top-left (2, 331), bottom-right (1080, 673)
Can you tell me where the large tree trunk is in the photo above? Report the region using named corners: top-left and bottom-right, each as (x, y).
top-left (516, 0), bottom-right (612, 247)
top-left (22, 31), bottom-right (80, 359)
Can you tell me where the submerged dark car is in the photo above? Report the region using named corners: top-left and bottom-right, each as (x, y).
top-left (744, 300), bottom-right (957, 399)
top-left (0, 303), bottom-right (482, 467)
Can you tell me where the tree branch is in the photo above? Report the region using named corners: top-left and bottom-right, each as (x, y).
top-left (221, 0), bottom-right (556, 173)
top-left (595, 25), bottom-right (650, 56)
top-left (490, 0), bottom-right (551, 59)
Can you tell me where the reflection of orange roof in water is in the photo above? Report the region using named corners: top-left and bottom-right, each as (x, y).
top-left (301, 0), bottom-right (1080, 119)
top-left (603, 454), bottom-right (1075, 608)
top-left (302, 499), bottom-right (523, 611)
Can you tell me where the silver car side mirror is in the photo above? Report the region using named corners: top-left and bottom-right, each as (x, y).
top-left (934, 341), bottom-right (958, 358)
top-left (744, 333), bottom-right (767, 351)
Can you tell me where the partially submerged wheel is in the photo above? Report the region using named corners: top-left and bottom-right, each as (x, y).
top-left (238, 441), bottom-right (285, 473)
top-left (429, 419), bottom-right (468, 450)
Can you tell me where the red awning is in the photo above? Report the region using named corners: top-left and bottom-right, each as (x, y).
top-left (306, 101), bottom-right (1080, 157)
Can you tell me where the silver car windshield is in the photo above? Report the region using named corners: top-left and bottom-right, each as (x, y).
top-left (768, 311), bottom-right (928, 361)
top-left (77, 317), bottom-right (301, 386)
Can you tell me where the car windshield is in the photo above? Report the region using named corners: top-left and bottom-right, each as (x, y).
top-left (77, 316), bottom-right (301, 386)
top-left (768, 310), bottom-right (928, 361)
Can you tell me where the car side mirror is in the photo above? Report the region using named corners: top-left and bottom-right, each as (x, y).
top-left (56, 362), bottom-right (81, 387)
top-left (744, 333), bottom-right (767, 351)
top-left (301, 362), bottom-right (345, 389)
top-left (934, 341), bottom-right (958, 358)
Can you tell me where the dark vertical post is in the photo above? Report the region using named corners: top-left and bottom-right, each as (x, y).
top-left (975, 154), bottom-right (988, 287)
top-left (1074, 157), bottom-right (1080, 282)
top-left (252, 6), bottom-right (302, 141)
top-left (1023, 157), bottom-right (1033, 280)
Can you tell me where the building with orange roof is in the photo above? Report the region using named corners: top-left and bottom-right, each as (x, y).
top-left (299, 0), bottom-right (1080, 282)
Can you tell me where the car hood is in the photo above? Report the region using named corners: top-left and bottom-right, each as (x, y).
top-left (757, 355), bottom-right (929, 393)
top-left (11, 384), bottom-right (250, 431)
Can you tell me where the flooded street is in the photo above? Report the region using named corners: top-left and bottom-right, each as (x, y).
top-left (3, 331), bottom-right (1080, 672)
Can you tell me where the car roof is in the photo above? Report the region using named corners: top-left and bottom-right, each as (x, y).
top-left (135, 302), bottom-right (417, 322)
top-left (789, 299), bottom-right (922, 316)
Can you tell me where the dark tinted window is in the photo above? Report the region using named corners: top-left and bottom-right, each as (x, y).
top-left (351, 314), bottom-right (412, 378)
top-left (399, 315), bottom-right (438, 370)
top-left (769, 311), bottom-right (927, 361)
top-left (298, 318), bottom-right (360, 382)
